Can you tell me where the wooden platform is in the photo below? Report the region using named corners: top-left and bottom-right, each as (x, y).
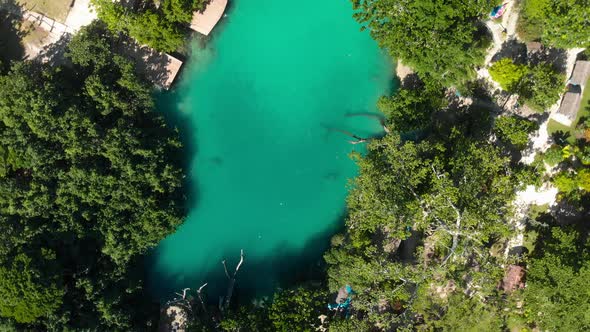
top-left (190, 0), bottom-right (227, 36)
top-left (123, 42), bottom-right (183, 90)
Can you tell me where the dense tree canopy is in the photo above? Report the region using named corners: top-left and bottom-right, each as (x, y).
top-left (0, 23), bottom-right (185, 329)
top-left (0, 254), bottom-right (63, 324)
top-left (524, 226), bottom-right (590, 331)
top-left (352, 0), bottom-right (491, 86)
top-left (494, 115), bottom-right (538, 149)
top-left (322, 87), bottom-right (530, 329)
top-left (489, 58), bottom-right (529, 92)
top-left (519, 0), bottom-right (590, 48)
top-left (519, 63), bottom-right (564, 112)
top-left (376, 81), bottom-right (445, 132)
top-left (92, 0), bottom-right (209, 52)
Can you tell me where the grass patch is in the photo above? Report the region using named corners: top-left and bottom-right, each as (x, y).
top-left (18, 0), bottom-right (71, 23)
top-left (547, 78), bottom-right (590, 144)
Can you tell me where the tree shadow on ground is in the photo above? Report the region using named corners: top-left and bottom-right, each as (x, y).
top-left (491, 39), bottom-right (528, 64)
top-left (0, 4), bottom-right (27, 72)
top-left (401, 73), bottom-right (422, 90)
top-left (528, 47), bottom-right (568, 73)
top-left (37, 32), bottom-right (71, 66)
top-left (551, 130), bottom-right (571, 146)
top-left (117, 34), bottom-right (182, 89)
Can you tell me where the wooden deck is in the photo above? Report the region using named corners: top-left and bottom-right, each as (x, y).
top-left (123, 41), bottom-right (183, 90)
top-left (190, 0), bottom-right (227, 36)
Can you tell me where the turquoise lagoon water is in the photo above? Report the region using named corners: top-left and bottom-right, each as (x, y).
top-left (149, 0), bottom-right (393, 297)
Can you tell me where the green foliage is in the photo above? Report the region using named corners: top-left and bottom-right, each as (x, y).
top-left (416, 292), bottom-right (505, 331)
top-left (553, 172), bottom-right (578, 195)
top-left (218, 305), bottom-right (273, 332)
top-left (325, 89), bottom-right (522, 328)
top-left (489, 58), bottom-right (528, 92)
top-left (162, 0), bottom-right (193, 23)
top-left (0, 254), bottom-right (63, 323)
top-left (520, 64), bottom-right (564, 112)
top-left (524, 226), bottom-right (590, 331)
top-left (517, 0), bottom-right (549, 41)
top-left (493, 115), bottom-right (538, 149)
top-left (128, 10), bottom-right (185, 53)
top-left (92, 0), bottom-right (200, 52)
top-left (268, 287), bottom-right (329, 332)
top-left (519, 0), bottom-right (590, 47)
top-left (0, 23), bottom-right (184, 329)
top-left (377, 82), bottom-right (445, 132)
top-left (543, 145), bottom-right (564, 166)
top-left (352, 0), bottom-right (490, 86)
top-left (328, 316), bottom-right (372, 331)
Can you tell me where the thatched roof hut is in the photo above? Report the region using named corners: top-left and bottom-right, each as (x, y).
top-left (552, 60), bottom-right (590, 126)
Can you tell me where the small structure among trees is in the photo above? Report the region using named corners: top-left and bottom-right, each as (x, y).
top-left (553, 60), bottom-right (590, 126)
top-left (499, 265), bottom-right (526, 293)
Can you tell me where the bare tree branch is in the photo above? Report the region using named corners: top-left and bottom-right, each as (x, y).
top-left (196, 283), bottom-right (208, 314)
top-left (222, 260), bottom-right (230, 280)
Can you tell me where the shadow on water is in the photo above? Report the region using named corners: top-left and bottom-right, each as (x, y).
top-left (153, 211), bottom-right (347, 303)
top-left (154, 89), bottom-right (201, 213)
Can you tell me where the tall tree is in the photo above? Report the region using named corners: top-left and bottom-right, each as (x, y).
top-left (0, 23), bottom-right (185, 329)
top-left (520, 0), bottom-right (590, 48)
top-left (523, 226), bottom-right (590, 331)
top-left (351, 0), bottom-right (491, 86)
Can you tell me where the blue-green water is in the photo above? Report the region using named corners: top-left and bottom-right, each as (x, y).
top-left (149, 0), bottom-right (393, 297)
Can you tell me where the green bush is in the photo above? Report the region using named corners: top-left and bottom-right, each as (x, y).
top-left (494, 115), bottom-right (539, 149)
top-left (544, 145), bottom-right (564, 166)
top-left (489, 58), bottom-right (529, 92)
top-left (517, 0), bottom-right (548, 41)
top-left (128, 10), bottom-right (184, 52)
top-left (520, 64), bottom-right (564, 112)
top-left (553, 172), bottom-right (578, 194)
top-left (518, 0), bottom-right (590, 48)
top-left (92, 0), bottom-right (208, 52)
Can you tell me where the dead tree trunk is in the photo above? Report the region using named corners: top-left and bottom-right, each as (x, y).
top-left (324, 126), bottom-right (369, 144)
top-left (345, 112), bottom-right (391, 134)
top-left (220, 249), bottom-right (244, 311)
top-left (196, 283), bottom-right (208, 314)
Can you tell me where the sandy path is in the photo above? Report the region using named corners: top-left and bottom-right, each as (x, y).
top-left (64, 0), bottom-right (97, 32)
top-left (504, 184), bottom-right (558, 257)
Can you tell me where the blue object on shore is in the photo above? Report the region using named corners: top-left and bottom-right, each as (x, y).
top-left (328, 284), bottom-right (354, 316)
top-left (490, 3), bottom-right (507, 19)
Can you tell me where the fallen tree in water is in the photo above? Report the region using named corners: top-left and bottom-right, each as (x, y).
top-left (161, 250), bottom-right (245, 331)
top-left (220, 249), bottom-right (245, 312)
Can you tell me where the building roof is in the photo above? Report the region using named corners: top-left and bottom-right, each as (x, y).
top-left (190, 0), bottom-right (228, 36)
top-left (554, 91), bottom-right (581, 126)
top-left (571, 60), bottom-right (590, 86)
top-left (500, 265), bottom-right (525, 293)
